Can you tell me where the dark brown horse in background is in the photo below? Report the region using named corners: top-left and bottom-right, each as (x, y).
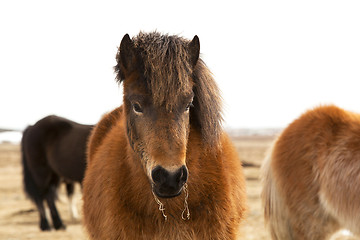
top-left (83, 32), bottom-right (247, 239)
top-left (21, 115), bottom-right (93, 230)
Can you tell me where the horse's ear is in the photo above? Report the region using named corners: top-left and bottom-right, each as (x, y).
top-left (188, 35), bottom-right (200, 67)
top-left (114, 34), bottom-right (136, 82)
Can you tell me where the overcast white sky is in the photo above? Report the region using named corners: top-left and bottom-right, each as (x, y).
top-left (1, 0), bottom-right (360, 131)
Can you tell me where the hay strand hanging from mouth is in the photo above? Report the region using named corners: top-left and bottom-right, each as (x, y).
top-left (181, 183), bottom-right (190, 220)
top-left (152, 183), bottom-right (190, 221)
top-left (152, 191), bottom-right (168, 221)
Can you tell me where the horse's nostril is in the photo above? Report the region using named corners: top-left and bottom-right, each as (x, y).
top-left (178, 165), bottom-right (188, 184)
top-left (151, 166), bottom-right (168, 185)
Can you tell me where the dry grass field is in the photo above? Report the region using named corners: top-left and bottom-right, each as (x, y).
top-left (0, 136), bottom-right (357, 239)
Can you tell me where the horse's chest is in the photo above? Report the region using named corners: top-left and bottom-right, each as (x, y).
top-left (153, 225), bottom-right (195, 240)
top-left (117, 217), bottom-right (225, 240)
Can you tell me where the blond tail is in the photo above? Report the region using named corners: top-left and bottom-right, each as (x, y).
top-left (261, 150), bottom-right (294, 240)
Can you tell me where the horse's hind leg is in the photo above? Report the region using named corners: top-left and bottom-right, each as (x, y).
top-left (263, 154), bottom-right (340, 240)
top-left (35, 199), bottom-right (51, 231)
top-left (24, 161), bottom-right (53, 231)
top-left (46, 183), bottom-right (66, 230)
top-left (286, 210), bottom-right (340, 240)
top-left (66, 183), bottom-right (79, 220)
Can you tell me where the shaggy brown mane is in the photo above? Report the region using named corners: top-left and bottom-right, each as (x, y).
top-left (114, 31), bottom-right (223, 146)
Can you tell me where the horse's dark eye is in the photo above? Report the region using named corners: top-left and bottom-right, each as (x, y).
top-left (133, 103), bottom-right (143, 114)
top-left (185, 102), bottom-right (193, 112)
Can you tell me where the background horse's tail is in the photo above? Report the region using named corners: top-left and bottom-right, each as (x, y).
top-left (261, 148), bottom-right (293, 240)
top-left (21, 126), bottom-right (42, 204)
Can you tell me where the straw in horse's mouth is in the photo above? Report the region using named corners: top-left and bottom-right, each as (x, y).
top-left (152, 183), bottom-right (190, 221)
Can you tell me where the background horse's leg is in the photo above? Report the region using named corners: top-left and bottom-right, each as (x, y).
top-left (66, 183), bottom-right (79, 220)
top-left (46, 180), bottom-right (66, 230)
top-left (22, 152), bottom-right (53, 231)
top-left (289, 211), bottom-right (339, 240)
top-left (34, 199), bottom-right (51, 231)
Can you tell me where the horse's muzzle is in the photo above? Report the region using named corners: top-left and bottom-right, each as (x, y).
top-left (151, 165), bottom-right (188, 198)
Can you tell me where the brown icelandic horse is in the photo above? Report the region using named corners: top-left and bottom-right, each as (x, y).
top-left (21, 115), bottom-right (93, 230)
top-left (262, 105), bottom-right (360, 240)
top-left (82, 32), bottom-right (247, 240)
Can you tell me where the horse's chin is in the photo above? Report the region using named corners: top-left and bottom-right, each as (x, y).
top-left (152, 186), bottom-right (183, 199)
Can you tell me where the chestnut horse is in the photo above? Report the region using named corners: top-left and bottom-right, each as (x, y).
top-left (21, 115), bottom-right (93, 230)
top-left (262, 105), bottom-right (360, 239)
top-left (82, 32), bottom-right (247, 239)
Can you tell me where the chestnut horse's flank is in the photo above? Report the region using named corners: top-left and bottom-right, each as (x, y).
top-left (83, 32), bottom-right (247, 240)
top-left (262, 105), bottom-right (360, 240)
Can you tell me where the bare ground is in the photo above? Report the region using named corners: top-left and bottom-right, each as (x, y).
top-left (0, 137), bottom-right (357, 239)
